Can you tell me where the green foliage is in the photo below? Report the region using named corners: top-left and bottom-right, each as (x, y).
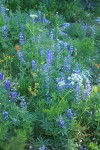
top-left (0, 86), bottom-right (33, 150)
top-left (3, 0), bottom-right (92, 23)
top-left (73, 86), bottom-right (100, 149)
top-left (88, 142), bottom-right (99, 150)
top-left (4, 0), bottom-right (39, 11)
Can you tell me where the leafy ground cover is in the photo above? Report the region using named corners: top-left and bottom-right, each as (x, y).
top-left (0, 1), bottom-right (100, 150)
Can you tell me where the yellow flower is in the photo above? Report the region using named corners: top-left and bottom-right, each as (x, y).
top-left (0, 59), bottom-right (4, 63)
top-left (28, 86), bottom-right (32, 92)
top-left (41, 62), bottom-right (45, 65)
top-left (3, 54), bottom-right (11, 60)
top-left (95, 64), bottom-right (100, 68)
top-left (44, 14), bottom-right (48, 17)
top-left (31, 72), bottom-right (37, 77)
top-left (34, 83), bottom-right (39, 87)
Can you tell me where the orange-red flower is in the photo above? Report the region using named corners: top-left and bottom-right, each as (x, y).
top-left (95, 64), bottom-right (100, 68)
top-left (15, 45), bottom-right (20, 52)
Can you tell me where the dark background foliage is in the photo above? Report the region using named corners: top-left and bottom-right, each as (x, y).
top-left (3, 0), bottom-right (100, 21)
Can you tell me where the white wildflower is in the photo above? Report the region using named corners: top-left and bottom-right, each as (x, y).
top-left (58, 80), bottom-right (65, 87)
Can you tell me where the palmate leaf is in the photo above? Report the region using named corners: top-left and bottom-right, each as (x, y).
top-left (42, 96), bottom-right (68, 121)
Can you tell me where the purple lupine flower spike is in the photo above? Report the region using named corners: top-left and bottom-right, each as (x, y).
top-left (19, 32), bottom-right (24, 45)
top-left (50, 31), bottom-right (54, 41)
top-left (46, 50), bottom-right (53, 66)
top-left (76, 82), bottom-right (81, 101)
top-left (83, 79), bottom-right (92, 99)
top-left (2, 26), bottom-right (8, 38)
top-left (65, 109), bottom-right (73, 119)
top-left (58, 116), bottom-right (65, 128)
top-left (4, 79), bottom-right (11, 91)
top-left (11, 91), bottom-right (17, 102)
top-left (0, 72), bottom-right (3, 80)
top-left (2, 111), bottom-right (9, 120)
top-left (0, 4), bottom-right (6, 17)
top-left (17, 51), bottom-right (25, 62)
top-left (32, 60), bottom-right (37, 70)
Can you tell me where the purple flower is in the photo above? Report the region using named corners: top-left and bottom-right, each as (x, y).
top-left (65, 81), bottom-right (72, 89)
top-left (21, 98), bottom-right (27, 109)
top-left (80, 145), bottom-right (86, 150)
top-left (32, 60), bottom-right (36, 70)
top-left (46, 50), bottom-right (53, 65)
top-left (64, 42), bottom-right (69, 48)
top-left (38, 10), bottom-right (42, 19)
top-left (69, 46), bottom-right (73, 54)
top-left (83, 79), bottom-right (92, 99)
top-left (75, 82), bottom-right (81, 101)
top-left (0, 4), bottom-right (6, 17)
top-left (4, 80), bottom-right (11, 91)
top-left (65, 109), bottom-right (73, 119)
top-left (31, 37), bottom-right (34, 43)
top-left (58, 116), bottom-right (65, 128)
top-left (98, 77), bottom-right (100, 86)
top-left (56, 78), bottom-right (66, 90)
top-left (0, 72), bottom-right (3, 80)
top-left (59, 30), bottom-right (65, 36)
top-left (89, 111), bottom-right (92, 115)
top-left (11, 92), bottom-right (17, 99)
top-left (21, 101), bottom-right (27, 108)
top-left (43, 65), bottom-right (50, 99)
top-left (57, 40), bottom-right (62, 52)
top-left (39, 146), bottom-right (45, 150)
top-left (2, 26), bottom-right (8, 38)
top-left (41, 16), bottom-right (49, 23)
top-left (45, 75), bottom-right (50, 99)
top-left (21, 98), bottom-right (26, 102)
top-left (39, 47), bottom-right (43, 57)
top-left (74, 67), bottom-right (80, 75)
top-left (2, 111), bottom-right (9, 120)
top-left (11, 92), bottom-right (17, 102)
top-left (64, 57), bottom-right (70, 72)
top-left (50, 31), bottom-right (54, 41)
top-left (20, 25), bottom-right (24, 31)
top-left (14, 14), bottom-right (18, 24)
top-left (88, 3), bottom-right (91, 9)
top-left (12, 118), bottom-right (17, 123)
top-left (17, 51), bottom-right (25, 62)
top-left (46, 0), bottom-right (48, 3)
top-left (19, 32), bottom-right (24, 45)
top-left (62, 22), bottom-right (70, 30)
top-left (6, 16), bottom-right (10, 22)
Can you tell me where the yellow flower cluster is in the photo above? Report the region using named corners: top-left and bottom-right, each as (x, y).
top-left (0, 54), bottom-right (14, 63)
top-left (31, 72), bottom-right (37, 77)
top-left (28, 83), bottom-right (39, 96)
top-left (0, 59), bottom-right (4, 63)
top-left (3, 54), bottom-right (11, 59)
top-left (1, 54), bottom-right (14, 62)
top-left (44, 13), bottom-right (48, 17)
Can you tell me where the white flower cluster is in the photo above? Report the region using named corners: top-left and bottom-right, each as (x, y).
top-left (68, 73), bottom-right (83, 86)
top-left (58, 80), bottom-right (65, 87)
top-left (30, 14), bottom-right (38, 19)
